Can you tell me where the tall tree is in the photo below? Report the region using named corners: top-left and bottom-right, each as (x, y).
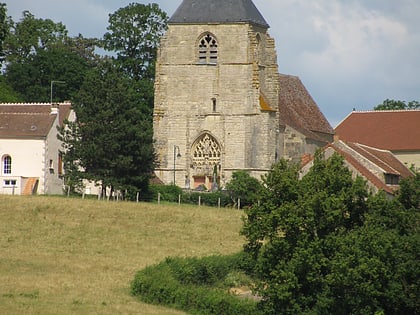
top-left (4, 10), bottom-right (68, 64)
top-left (374, 99), bottom-right (420, 110)
top-left (103, 3), bottom-right (168, 81)
top-left (242, 152), bottom-right (419, 314)
top-left (5, 45), bottom-right (91, 102)
top-left (103, 3), bottom-right (168, 117)
top-left (59, 60), bottom-right (155, 198)
top-left (0, 3), bottom-right (10, 65)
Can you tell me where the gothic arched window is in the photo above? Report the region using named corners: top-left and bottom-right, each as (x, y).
top-left (191, 133), bottom-right (221, 175)
top-left (198, 33), bottom-right (218, 64)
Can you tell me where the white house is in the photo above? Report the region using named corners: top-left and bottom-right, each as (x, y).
top-left (0, 102), bottom-right (74, 195)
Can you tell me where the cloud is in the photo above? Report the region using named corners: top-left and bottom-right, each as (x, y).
top-left (4, 0), bottom-right (420, 125)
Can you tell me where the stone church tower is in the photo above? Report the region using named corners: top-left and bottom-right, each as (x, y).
top-left (153, 0), bottom-right (281, 189)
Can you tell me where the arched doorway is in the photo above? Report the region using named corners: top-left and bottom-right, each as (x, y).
top-left (191, 133), bottom-right (221, 190)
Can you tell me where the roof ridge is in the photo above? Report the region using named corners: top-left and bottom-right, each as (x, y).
top-left (0, 102), bottom-right (71, 106)
top-left (351, 109), bottom-right (420, 113)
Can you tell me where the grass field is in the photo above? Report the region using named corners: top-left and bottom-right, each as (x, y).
top-left (0, 195), bottom-right (245, 314)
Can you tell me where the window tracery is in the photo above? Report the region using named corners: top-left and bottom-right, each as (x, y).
top-left (192, 133), bottom-right (221, 175)
top-left (198, 33), bottom-right (218, 64)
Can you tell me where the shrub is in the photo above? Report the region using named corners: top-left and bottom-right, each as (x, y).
top-left (131, 252), bottom-right (262, 315)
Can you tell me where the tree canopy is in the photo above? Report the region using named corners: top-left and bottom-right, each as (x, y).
top-left (103, 2), bottom-right (168, 81)
top-left (242, 153), bottom-right (419, 314)
top-left (374, 99), bottom-right (420, 110)
top-left (58, 60), bottom-right (155, 198)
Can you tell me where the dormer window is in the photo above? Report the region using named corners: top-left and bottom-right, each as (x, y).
top-left (198, 33), bottom-right (218, 64)
top-left (385, 174), bottom-right (400, 185)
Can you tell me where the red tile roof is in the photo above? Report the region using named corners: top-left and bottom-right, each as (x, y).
top-left (302, 140), bottom-right (414, 195)
top-left (345, 142), bottom-right (413, 178)
top-left (0, 102), bottom-right (72, 139)
top-left (278, 74), bottom-right (334, 142)
top-left (335, 110), bottom-right (420, 151)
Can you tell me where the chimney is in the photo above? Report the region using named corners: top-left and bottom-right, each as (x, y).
top-left (50, 104), bottom-right (59, 115)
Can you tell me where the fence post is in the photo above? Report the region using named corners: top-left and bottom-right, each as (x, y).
top-left (198, 195), bottom-right (201, 207)
top-left (218, 197), bottom-right (221, 208)
top-left (238, 198), bottom-right (241, 210)
top-left (178, 194), bottom-right (181, 205)
top-left (136, 192), bottom-right (139, 203)
top-left (158, 192), bottom-right (161, 204)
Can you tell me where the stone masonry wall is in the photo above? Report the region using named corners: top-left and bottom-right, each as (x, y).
top-left (154, 23), bottom-right (279, 187)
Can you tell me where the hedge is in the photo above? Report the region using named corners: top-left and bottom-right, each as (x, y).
top-left (131, 253), bottom-right (262, 315)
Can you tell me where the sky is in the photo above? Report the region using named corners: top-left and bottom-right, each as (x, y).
top-left (5, 0), bottom-right (420, 126)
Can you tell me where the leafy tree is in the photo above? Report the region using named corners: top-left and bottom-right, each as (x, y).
top-left (398, 170), bottom-right (420, 210)
top-left (103, 3), bottom-right (168, 116)
top-left (242, 152), bottom-right (419, 314)
top-left (5, 45), bottom-right (91, 102)
top-left (225, 171), bottom-right (262, 208)
top-left (0, 75), bottom-right (22, 102)
top-left (374, 99), bottom-right (420, 110)
top-left (0, 3), bottom-right (10, 65)
top-left (103, 3), bottom-right (168, 81)
top-left (59, 60), bottom-right (155, 198)
top-left (4, 10), bottom-right (67, 63)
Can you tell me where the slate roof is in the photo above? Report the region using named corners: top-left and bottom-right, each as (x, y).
top-left (0, 102), bottom-right (71, 139)
top-left (335, 110), bottom-right (420, 151)
top-left (278, 74), bottom-right (334, 142)
top-left (169, 0), bottom-right (269, 28)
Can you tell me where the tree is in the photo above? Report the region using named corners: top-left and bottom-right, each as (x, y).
top-left (242, 152), bottom-right (419, 314)
top-left (397, 170), bottom-right (420, 210)
top-left (0, 76), bottom-right (22, 102)
top-left (4, 10), bottom-right (67, 64)
top-left (103, 3), bottom-right (168, 116)
top-left (5, 45), bottom-right (91, 102)
top-left (59, 60), bottom-right (155, 198)
top-left (103, 3), bottom-right (168, 81)
top-left (225, 171), bottom-right (262, 208)
top-left (374, 99), bottom-right (420, 110)
top-left (0, 3), bottom-right (10, 65)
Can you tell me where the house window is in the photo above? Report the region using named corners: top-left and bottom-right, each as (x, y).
top-left (198, 33), bottom-right (218, 64)
top-left (3, 155), bottom-right (11, 174)
top-left (58, 152), bottom-right (63, 176)
top-left (385, 174), bottom-right (400, 185)
top-left (4, 179), bottom-right (16, 186)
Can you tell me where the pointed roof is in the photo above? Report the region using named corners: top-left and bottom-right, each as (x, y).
top-left (169, 0), bottom-right (269, 28)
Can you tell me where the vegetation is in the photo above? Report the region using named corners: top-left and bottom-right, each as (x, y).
top-left (131, 253), bottom-right (261, 315)
top-left (242, 154), bottom-right (419, 314)
top-left (58, 60), bottom-right (155, 198)
top-left (0, 195), bottom-right (244, 314)
top-left (225, 171), bottom-right (262, 208)
top-left (0, 3), bottom-right (167, 197)
top-left (374, 99), bottom-right (420, 110)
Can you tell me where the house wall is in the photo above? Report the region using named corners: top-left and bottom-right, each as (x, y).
top-left (0, 139), bottom-right (45, 194)
top-left (44, 116), bottom-right (65, 195)
top-left (394, 151), bottom-right (420, 170)
top-left (153, 23), bottom-right (279, 188)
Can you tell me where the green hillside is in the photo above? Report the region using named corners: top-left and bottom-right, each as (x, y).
top-left (0, 196), bottom-right (244, 314)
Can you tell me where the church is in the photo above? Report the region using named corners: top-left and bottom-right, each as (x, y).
top-left (153, 0), bottom-right (334, 189)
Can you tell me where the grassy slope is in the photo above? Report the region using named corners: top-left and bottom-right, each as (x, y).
top-left (0, 196), bottom-right (245, 314)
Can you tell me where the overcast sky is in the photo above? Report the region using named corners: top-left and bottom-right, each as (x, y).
top-left (5, 0), bottom-right (420, 126)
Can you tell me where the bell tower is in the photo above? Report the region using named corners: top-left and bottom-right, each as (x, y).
top-left (153, 0), bottom-right (280, 189)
